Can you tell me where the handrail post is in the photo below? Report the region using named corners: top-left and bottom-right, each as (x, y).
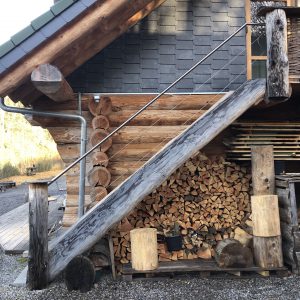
top-left (265, 8), bottom-right (289, 100)
top-left (27, 180), bottom-right (49, 290)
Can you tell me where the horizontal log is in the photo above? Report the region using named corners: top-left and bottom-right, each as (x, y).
top-left (65, 194), bottom-right (91, 207)
top-left (108, 110), bottom-right (206, 126)
top-left (33, 94), bottom-right (222, 112)
top-left (66, 176), bottom-right (91, 195)
top-left (49, 126), bottom-right (187, 144)
top-left (108, 143), bottom-right (164, 162)
top-left (108, 161), bottom-right (144, 176)
top-left (111, 126), bottom-right (187, 144)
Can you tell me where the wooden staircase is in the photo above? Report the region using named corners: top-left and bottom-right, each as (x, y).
top-left (47, 79), bottom-right (266, 280)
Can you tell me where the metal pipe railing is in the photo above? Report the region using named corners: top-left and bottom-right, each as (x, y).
top-left (0, 98), bottom-right (87, 217)
top-left (49, 22), bottom-right (263, 186)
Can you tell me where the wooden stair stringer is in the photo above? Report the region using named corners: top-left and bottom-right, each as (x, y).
top-left (48, 79), bottom-right (266, 280)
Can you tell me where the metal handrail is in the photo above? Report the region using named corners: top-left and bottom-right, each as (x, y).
top-left (49, 22), bottom-right (264, 185)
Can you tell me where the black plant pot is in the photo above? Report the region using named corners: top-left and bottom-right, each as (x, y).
top-left (165, 235), bottom-right (182, 252)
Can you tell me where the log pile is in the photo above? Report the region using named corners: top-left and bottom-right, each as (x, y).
top-left (111, 151), bottom-right (252, 266)
top-left (87, 96), bottom-right (113, 209)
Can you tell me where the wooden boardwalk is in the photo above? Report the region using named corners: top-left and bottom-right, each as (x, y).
top-left (0, 196), bottom-right (64, 254)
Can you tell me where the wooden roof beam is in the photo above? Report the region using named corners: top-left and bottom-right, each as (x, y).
top-left (31, 64), bottom-right (74, 102)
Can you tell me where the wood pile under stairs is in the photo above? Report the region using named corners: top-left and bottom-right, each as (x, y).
top-left (45, 79), bottom-right (265, 281)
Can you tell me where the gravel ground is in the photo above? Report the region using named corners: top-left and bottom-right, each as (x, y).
top-left (0, 261), bottom-right (300, 300)
top-left (1, 177), bottom-right (300, 299)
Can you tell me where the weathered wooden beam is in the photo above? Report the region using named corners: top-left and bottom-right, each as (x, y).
top-left (266, 9), bottom-right (289, 100)
top-left (251, 145), bottom-right (283, 269)
top-left (27, 181), bottom-right (49, 290)
top-left (47, 79), bottom-right (265, 280)
top-left (31, 64), bottom-right (75, 102)
top-left (0, 0), bottom-right (164, 98)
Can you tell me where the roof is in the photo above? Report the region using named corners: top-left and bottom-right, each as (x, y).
top-left (0, 0), bottom-right (165, 104)
top-left (0, 0), bottom-right (97, 72)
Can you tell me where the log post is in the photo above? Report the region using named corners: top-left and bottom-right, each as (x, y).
top-left (251, 145), bottom-right (283, 270)
top-left (130, 228), bottom-right (158, 271)
top-left (31, 64), bottom-right (75, 102)
top-left (27, 181), bottom-right (49, 290)
top-left (266, 9), bottom-right (289, 101)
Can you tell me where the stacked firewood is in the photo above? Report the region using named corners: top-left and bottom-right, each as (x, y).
top-left (111, 152), bottom-right (252, 265)
top-left (87, 96), bottom-right (113, 208)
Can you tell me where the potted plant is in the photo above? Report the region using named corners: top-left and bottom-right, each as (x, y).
top-left (165, 222), bottom-right (182, 252)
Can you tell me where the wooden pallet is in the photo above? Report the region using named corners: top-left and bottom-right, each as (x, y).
top-left (121, 260), bottom-right (288, 281)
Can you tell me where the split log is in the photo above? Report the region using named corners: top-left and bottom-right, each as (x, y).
top-left (92, 115), bottom-right (110, 130)
top-left (90, 186), bottom-right (108, 203)
top-left (130, 228), bottom-right (158, 271)
top-left (215, 239), bottom-right (253, 268)
top-left (90, 129), bottom-right (112, 152)
top-left (91, 151), bottom-right (109, 167)
top-left (87, 166), bottom-right (111, 187)
top-left (64, 255), bottom-right (95, 293)
top-left (88, 96), bottom-right (112, 116)
top-left (31, 64), bottom-right (75, 102)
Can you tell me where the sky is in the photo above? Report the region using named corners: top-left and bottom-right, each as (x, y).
top-left (0, 0), bottom-right (53, 44)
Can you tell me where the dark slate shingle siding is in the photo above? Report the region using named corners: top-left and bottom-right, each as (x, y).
top-left (67, 0), bottom-right (247, 93)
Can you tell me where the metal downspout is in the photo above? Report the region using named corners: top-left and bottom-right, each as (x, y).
top-left (0, 97), bottom-right (87, 218)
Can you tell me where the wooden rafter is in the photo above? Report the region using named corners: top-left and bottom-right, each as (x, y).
top-left (31, 64), bottom-right (75, 102)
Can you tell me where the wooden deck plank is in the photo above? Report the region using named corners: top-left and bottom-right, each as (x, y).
top-left (0, 196), bottom-right (64, 254)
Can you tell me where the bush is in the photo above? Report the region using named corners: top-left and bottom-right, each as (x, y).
top-left (0, 163), bottom-right (20, 179)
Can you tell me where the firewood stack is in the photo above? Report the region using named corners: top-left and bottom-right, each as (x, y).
top-left (111, 151), bottom-right (252, 266)
top-left (87, 96), bottom-right (113, 209)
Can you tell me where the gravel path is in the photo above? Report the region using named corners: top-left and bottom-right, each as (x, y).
top-left (0, 263), bottom-right (300, 300)
top-left (1, 177), bottom-right (300, 299)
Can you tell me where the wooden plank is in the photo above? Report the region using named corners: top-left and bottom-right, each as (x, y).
top-left (288, 182), bottom-right (298, 226)
top-left (266, 9), bottom-right (289, 100)
top-left (27, 181), bottom-right (49, 290)
top-left (47, 79), bottom-right (266, 280)
top-left (251, 145), bottom-right (275, 195)
top-left (121, 259), bottom-right (286, 274)
top-left (31, 64), bottom-right (75, 102)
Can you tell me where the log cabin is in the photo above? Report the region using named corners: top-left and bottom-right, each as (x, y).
top-left (1, 0), bottom-right (300, 288)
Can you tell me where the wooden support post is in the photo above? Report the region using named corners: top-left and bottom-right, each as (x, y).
top-left (251, 146), bottom-right (283, 270)
top-left (31, 64), bottom-right (75, 102)
top-left (27, 181), bottom-right (49, 290)
top-left (266, 9), bottom-right (289, 101)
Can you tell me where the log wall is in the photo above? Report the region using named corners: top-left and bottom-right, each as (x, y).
top-left (31, 93), bottom-right (224, 226)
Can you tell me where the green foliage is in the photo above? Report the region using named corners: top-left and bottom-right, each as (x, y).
top-left (0, 162), bottom-right (20, 179)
